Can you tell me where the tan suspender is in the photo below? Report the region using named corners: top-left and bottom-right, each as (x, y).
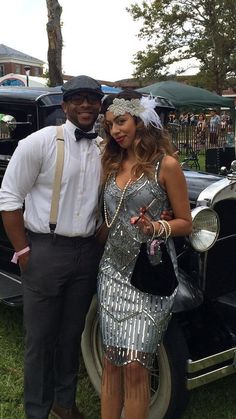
top-left (49, 125), bottom-right (65, 233)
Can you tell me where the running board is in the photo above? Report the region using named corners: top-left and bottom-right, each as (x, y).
top-left (0, 270), bottom-right (22, 300)
top-left (186, 347), bottom-right (236, 389)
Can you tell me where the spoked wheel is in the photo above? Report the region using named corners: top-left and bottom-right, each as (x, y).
top-left (82, 295), bottom-right (190, 419)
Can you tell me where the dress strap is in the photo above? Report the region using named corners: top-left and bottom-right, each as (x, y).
top-left (155, 154), bottom-right (166, 182)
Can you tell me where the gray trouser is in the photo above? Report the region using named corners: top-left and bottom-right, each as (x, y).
top-left (22, 231), bottom-right (102, 419)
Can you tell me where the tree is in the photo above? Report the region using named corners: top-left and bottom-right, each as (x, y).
top-left (46, 0), bottom-right (63, 86)
top-left (127, 0), bottom-right (236, 93)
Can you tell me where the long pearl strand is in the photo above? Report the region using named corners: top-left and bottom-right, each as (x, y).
top-left (104, 178), bottom-right (132, 228)
top-left (104, 172), bottom-right (144, 228)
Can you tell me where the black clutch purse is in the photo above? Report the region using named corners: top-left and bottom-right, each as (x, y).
top-left (130, 242), bottom-right (178, 296)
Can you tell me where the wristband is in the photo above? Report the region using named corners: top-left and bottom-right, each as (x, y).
top-left (11, 246), bottom-right (30, 264)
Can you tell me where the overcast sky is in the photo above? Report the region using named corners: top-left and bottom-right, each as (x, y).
top-left (0, 0), bottom-right (148, 82)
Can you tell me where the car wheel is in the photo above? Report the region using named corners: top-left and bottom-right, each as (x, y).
top-left (81, 295), bottom-right (189, 419)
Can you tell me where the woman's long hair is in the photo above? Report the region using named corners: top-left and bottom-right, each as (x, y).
top-left (101, 90), bottom-right (175, 182)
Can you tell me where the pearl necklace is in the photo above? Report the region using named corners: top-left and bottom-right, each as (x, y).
top-left (104, 173), bottom-right (144, 228)
top-left (104, 177), bottom-right (132, 228)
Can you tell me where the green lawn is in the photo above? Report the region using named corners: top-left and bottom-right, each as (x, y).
top-left (1, 303), bottom-right (236, 419)
top-left (197, 152), bottom-right (206, 171)
top-left (179, 150), bottom-right (206, 172)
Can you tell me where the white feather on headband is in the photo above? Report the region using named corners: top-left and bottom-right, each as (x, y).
top-left (107, 95), bottom-right (163, 130)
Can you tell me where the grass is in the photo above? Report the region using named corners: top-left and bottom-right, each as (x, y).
top-left (179, 150), bottom-right (206, 172)
top-left (0, 304), bottom-right (100, 419)
top-left (182, 376), bottom-right (236, 419)
top-left (1, 303), bottom-right (236, 419)
top-left (197, 152), bottom-right (206, 171)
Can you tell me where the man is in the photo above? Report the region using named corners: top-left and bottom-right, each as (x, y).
top-left (209, 109), bottom-right (221, 145)
top-left (0, 75), bottom-right (104, 419)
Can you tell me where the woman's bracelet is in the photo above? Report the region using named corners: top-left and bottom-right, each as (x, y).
top-left (150, 222), bottom-right (156, 242)
top-left (162, 219), bottom-right (172, 238)
top-left (11, 246), bottom-right (30, 264)
top-left (156, 222), bottom-right (165, 237)
top-left (151, 220), bottom-right (172, 241)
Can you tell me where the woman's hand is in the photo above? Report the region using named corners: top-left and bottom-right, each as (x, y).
top-left (160, 209), bottom-right (173, 221)
top-left (130, 212), bottom-right (155, 237)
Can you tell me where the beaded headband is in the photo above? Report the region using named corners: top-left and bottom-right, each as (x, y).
top-left (107, 95), bottom-right (163, 129)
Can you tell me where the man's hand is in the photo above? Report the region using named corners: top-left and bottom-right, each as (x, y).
top-left (160, 209), bottom-right (173, 222)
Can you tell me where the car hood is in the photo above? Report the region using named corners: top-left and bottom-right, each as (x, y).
top-left (184, 170), bottom-right (222, 203)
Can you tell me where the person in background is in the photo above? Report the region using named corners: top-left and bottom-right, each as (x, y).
top-left (190, 113), bottom-right (196, 126)
top-left (180, 112), bottom-right (189, 126)
top-left (0, 75), bottom-right (104, 419)
top-left (168, 112), bottom-right (175, 123)
top-left (97, 90), bottom-right (192, 419)
top-left (220, 115), bottom-right (228, 137)
top-left (195, 113), bottom-right (207, 147)
top-left (209, 109), bottom-right (221, 145)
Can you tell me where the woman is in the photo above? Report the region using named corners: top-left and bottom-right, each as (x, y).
top-left (98, 90), bottom-right (192, 419)
top-left (195, 113), bottom-right (207, 147)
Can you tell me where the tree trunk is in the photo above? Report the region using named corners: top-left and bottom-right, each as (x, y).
top-left (46, 0), bottom-right (63, 87)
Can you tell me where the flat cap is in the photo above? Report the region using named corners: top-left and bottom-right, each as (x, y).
top-left (62, 75), bottom-right (104, 101)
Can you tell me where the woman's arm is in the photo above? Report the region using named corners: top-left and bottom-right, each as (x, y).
top-left (130, 156), bottom-right (192, 238)
top-left (158, 155), bottom-right (192, 236)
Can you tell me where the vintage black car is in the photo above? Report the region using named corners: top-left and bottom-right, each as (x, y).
top-left (0, 86), bottom-right (236, 419)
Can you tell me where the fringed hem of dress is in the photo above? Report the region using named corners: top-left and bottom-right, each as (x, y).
top-left (103, 345), bottom-right (157, 369)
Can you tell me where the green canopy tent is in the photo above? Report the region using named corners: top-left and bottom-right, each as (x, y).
top-left (138, 81), bottom-right (236, 146)
top-left (137, 80), bottom-right (234, 109)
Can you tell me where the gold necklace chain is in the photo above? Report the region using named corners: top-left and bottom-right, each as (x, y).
top-left (104, 173), bottom-right (144, 228)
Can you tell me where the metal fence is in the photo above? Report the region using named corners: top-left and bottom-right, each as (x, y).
top-left (168, 124), bottom-right (234, 156)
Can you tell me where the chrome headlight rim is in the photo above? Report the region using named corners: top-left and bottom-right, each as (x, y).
top-left (189, 206), bottom-right (220, 252)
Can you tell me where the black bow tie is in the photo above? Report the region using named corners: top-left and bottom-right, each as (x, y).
top-left (75, 129), bottom-right (97, 141)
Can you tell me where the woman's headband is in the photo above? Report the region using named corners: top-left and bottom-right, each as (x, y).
top-left (107, 95), bottom-right (163, 130)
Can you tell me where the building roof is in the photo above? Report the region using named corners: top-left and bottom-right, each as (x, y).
top-left (0, 44), bottom-right (44, 65)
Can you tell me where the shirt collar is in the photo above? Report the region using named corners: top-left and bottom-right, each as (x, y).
top-left (65, 119), bottom-right (96, 141)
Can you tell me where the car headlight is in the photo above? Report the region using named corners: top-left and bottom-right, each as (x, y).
top-left (189, 206), bottom-right (220, 252)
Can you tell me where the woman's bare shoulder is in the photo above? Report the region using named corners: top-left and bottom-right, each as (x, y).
top-left (158, 155), bottom-right (183, 186)
top-left (161, 155), bottom-right (181, 171)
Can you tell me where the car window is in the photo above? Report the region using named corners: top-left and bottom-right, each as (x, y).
top-left (0, 114), bottom-right (16, 139)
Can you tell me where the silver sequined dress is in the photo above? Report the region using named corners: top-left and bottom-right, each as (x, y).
top-left (97, 170), bottom-right (178, 369)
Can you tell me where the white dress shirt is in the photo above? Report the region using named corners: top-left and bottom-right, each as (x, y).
top-left (0, 120), bottom-right (103, 237)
